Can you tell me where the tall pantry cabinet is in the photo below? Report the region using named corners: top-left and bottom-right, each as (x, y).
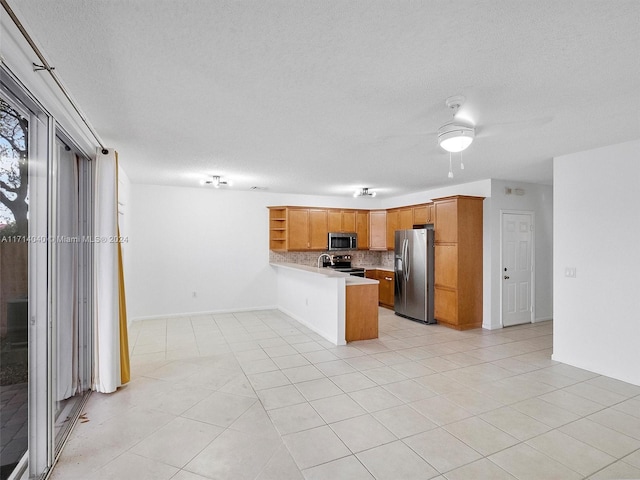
top-left (433, 196), bottom-right (484, 330)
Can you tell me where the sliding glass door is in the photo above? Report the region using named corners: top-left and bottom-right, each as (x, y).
top-left (0, 89), bottom-right (32, 480)
top-left (1, 68), bottom-right (93, 480)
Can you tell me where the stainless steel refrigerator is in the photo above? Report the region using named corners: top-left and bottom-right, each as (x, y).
top-left (394, 228), bottom-right (435, 324)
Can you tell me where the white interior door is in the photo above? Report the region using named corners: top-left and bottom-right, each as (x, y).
top-left (502, 212), bottom-right (534, 327)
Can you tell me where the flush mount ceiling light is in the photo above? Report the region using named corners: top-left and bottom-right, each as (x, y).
top-left (354, 187), bottom-right (376, 198)
top-left (437, 96), bottom-right (475, 153)
top-left (202, 175), bottom-right (230, 188)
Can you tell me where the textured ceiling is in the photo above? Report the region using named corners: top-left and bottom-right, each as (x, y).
top-left (8, 0), bottom-right (640, 196)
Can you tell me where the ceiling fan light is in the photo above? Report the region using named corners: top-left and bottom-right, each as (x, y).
top-left (438, 123), bottom-right (475, 153)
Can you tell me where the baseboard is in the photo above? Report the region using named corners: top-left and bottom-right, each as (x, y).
top-left (551, 353), bottom-right (640, 386)
top-left (534, 316), bottom-right (553, 323)
top-left (130, 305), bottom-right (279, 322)
top-left (482, 322), bottom-right (502, 330)
top-left (277, 306), bottom-right (345, 346)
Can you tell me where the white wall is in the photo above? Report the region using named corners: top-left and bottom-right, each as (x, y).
top-left (275, 265), bottom-right (346, 345)
top-left (553, 140), bottom-right (640, 385)
top-left (128, 185), bottom-right (389, 319)
top-left (483, 180), bottom-right (554, 329)
top-left (382, 179), bottom-right (492, 209)
top-left (128, 178), bottom-right (554, 330)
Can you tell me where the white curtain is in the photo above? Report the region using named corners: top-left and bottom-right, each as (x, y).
top-left (92, 148), bottom-right (129, 393)
top-left (55, 146), bottom-right (79, 400)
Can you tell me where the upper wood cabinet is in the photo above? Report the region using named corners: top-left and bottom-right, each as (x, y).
top-left (268, 207), bottom-right (287, 251)
top-left (398, 207), bottom-right (413, 230)
top-left (386, 207), bottom-right (413, 250)
top-left (356, 210), bottom-right (369, 250)
top-left (270, 207), bottom-right (328, 251)
top-left (434, 200), bottom-right (458, 243)
top-left (309, 209), bottom-right (329, 250)
top-left (386, 209), bottom-right (398, 249)
top-left (432, 196), bottom-right (484, 330)
top-left (369, 210), bottom-right (386, 250)
top-left (413, 203), bottom-right (434, 225)
top-left (288, 208), bottom-right (310, 250)
top-left (328, 210), bottom-right (356, 233)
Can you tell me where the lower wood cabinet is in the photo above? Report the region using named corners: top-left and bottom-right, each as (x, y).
top-left (345, 283), bottom-right (378, 341)
top-left (378, 271), bottom-right (395, 308)
top-left (366, 269), bottom-right (395, 309)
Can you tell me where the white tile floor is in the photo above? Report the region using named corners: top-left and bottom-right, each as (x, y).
top-left (50, 308), bottom-right (640, 480)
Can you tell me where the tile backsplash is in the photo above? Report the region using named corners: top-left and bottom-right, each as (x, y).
top-left (269, 250), bottom-right (393, 268)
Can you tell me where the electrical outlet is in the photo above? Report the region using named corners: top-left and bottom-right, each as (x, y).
top-left (564, 267), bottom-right (576, 278)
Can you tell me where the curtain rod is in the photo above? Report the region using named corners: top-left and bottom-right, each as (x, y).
top-left (1, 0), bottom-right (108, 154)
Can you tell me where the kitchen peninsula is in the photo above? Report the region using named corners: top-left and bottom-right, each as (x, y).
top-left (269, 195), bottom-right (484, 330)
top-left (270, 262), bottom-right (379, 345)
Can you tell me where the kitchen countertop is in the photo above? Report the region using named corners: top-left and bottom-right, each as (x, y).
top-left (358, 265), bottom-right (394, 272)
top-left (269, 262), bottom-right (379, 285)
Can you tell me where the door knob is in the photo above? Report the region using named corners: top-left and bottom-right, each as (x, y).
top-left (504, 275), bottom-right (510, 279)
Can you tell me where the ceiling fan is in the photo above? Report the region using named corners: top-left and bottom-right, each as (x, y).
top-left (354, 94), bottom-right (553, 177)
top-left (437, 95), bottom-right (475, 153)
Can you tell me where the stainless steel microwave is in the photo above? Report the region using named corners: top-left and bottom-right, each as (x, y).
top-left (328, 232), bottom-right (357, 251)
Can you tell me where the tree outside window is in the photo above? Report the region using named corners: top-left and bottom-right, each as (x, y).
top-left (0, 99), bottom-right (29, 236)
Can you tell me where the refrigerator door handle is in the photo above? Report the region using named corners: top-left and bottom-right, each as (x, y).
top-left (400, 239), bottom-right (405, 281)
top-left (405, 238), bottom-right (411, 282)
top-left (402, 238), bottom-right (409, 282)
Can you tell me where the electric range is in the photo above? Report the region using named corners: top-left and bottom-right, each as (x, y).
top-left (322, 254), bottom-right (366, 277)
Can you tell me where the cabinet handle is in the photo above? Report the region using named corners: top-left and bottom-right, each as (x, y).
top-left (384, 277), bottom-right (392, 281)
top-left (504, 275), bottom-right (510, 280)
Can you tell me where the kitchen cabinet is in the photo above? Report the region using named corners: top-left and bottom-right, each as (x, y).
top-left (369, 210), bottom-right (386, 250)
top-left (309, 209), bottom-right (329, 249)
top-left (365, 269), bottom-right (394, 309)
top-left (328, 209), bottom-right (357, 233)
top-left (345, 283), bottom-right (379, 341)
top-left (433, 195), bottom-right (484, 330)
top-left (378, 270), bottom-right (395, 308)
top-left (412, 204), bottom-right (427, 225)
top-left (412, 203), bottom-right (434, 225)
top-left (356, 210), bottom-right (369, 250)
top-left (270, 207), bottom-right (328, 251)
top-left (268, 207), bottom-right (287, 251)
top-left (288, 208), bottom-right (310, 250)
top-left (386, 207), bottom-right (413, 250)
top-left (398, 207), bottom-right (413, 230)
top-left (386, 209), bottom-right (398, 249)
